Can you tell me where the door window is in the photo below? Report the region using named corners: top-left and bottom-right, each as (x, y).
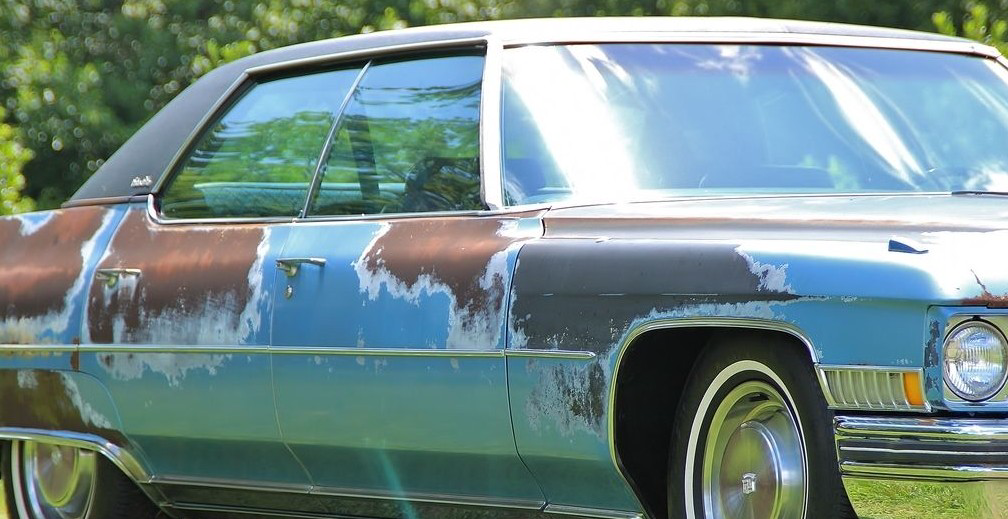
top-left (160, 66), bottom-right (362, 219)
top-left (308, 53), bottom-right (485, 216)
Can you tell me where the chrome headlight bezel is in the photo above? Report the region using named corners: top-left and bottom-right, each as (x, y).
top-left (943, 319), bottom-right (1008, 402)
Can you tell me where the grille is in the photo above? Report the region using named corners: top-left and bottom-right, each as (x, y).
top-left (818, 367), bottom-right (928, 412)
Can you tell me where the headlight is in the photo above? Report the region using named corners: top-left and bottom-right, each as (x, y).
top-left (944, 320), bottom-right (1008, 401)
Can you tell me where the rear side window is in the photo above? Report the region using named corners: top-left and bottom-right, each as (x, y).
top-left (161, 67), bottom-right (362, 219)
top-left (308, 53), bottom-right (484, 216)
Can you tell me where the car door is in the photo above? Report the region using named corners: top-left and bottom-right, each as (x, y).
top-left (81, 66), bottom-right (361, 487)
top-left (270, 51), bottom-right (546, 510)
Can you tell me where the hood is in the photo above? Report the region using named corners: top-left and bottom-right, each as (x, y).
top-left (540, 194), bottom-right (1008, 305)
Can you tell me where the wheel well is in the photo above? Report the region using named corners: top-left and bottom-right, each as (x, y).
top-left (612, 327), bottom-right (814, 519)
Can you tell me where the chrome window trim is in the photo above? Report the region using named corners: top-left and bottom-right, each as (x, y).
top-left (151, 72), bottom-right (249, 196)
top-left (606, 317), bottom-right (817, 512)
top-left (0, 428), bottom-right (151, 484)
top-left (498, 33), bottom-right (999, 59)
top-left (480, 35), bottom-right (505, 210)
top-left (300, 61), bottom-right (371, 219)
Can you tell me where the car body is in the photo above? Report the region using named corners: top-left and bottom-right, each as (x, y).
top-left (3, 15), bottom-right (1008, 519)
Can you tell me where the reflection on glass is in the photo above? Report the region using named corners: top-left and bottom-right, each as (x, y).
top-left (310, 54), bottom-right (484, 215)
top-left (502, 44), bottom-right (1008, 205)
top-left (162, 67), bottom-right (361, 218)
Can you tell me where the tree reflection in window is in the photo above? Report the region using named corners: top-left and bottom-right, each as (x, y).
top-left (310, 54), bottom-right (484, 215)
top-left (162, 67), bottom-right (361, 219)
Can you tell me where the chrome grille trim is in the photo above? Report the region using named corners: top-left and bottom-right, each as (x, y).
top-left (817, 365), bottom-right (929, 412)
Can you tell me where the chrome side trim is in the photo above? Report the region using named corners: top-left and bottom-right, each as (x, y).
top-left (480, 35), bottom-right (505, 210)
top-left (69, 344), bottom-right (598, 359)
top-left (504, 350), bottom-right (597, 360)
top-left (147, 194), bottom-right (296, 226)
top-left (153, 475), bottom-right (545, 510)
top-left (606, 317), bottom-right (818, 512)
top-left (500, 32), bottom-right (1000, 58)
top-left (167, 503), bottom-right (331, 519)
top-left (0, 428), bottom-right (151, 484)
top-left (544, 504), bottom-right (644, 519)
top-left (0, 344), bottom-right (77, 353)
top-left (245, 37), bottom-right (490, 76)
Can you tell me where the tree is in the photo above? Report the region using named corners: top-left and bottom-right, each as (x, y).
top-left (0, 106), bottom-right (34, 215)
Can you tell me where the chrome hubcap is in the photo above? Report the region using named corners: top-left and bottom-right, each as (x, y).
top-left (12, 440), bottom-right (97, 519)
top-left (702, 380), bottom-right (806, 519)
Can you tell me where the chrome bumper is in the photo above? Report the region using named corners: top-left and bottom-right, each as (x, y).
top-left (835, 415), bottom-right (1008, 519)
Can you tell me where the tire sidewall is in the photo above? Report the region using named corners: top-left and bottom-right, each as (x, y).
top-left (669, 336), bottom-right (842, 519)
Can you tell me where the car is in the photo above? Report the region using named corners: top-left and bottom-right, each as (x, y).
top-left (5, 14), bottom-right (1008, 519)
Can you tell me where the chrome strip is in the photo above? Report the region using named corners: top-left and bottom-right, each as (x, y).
top-left (840, 446), bottom-right (1008, 457)
top-left (0, 344), bottom-right (77, 353)
top-left (836, 415), bottom-right (1008, 440)
top-left (480, 35), bottom-right (505, 211)
top-left (0, 428), bottom-right (151, 484)
top-left (153, 475), bottom-right (545, 510)
top-left (504, 350), bottom-right (597, 360)
top-left (606, 317), bottom-right (818, 512)
top-left (840, 462), bottom-right (1008, 481)
top-left (301, 61), bottom-right (372, 218)
top-left (245, 37), bottom-right (491, 75)
top-left (151, 72), bottom-right (250, 196)
top-left (147, 194), bottom-right (296, 226)
top-left (167, 503), bottom-right (332, 519)
top-left (500, 32), bottom-right (1000, 58)
top-left (69, 344), bottom-right (597, 358)
top-left (816, 365), bottom-right (930, 413)
top-left (544, 504), bottom-right (644, 519)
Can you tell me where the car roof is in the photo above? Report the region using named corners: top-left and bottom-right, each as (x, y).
top-left (66, 17), bottom-right (984, 206)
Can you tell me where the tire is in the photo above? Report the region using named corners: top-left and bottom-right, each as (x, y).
top-left (2, 440), bottom-right (160, 519)
top-left (667, 333), bottom-right (856, 519)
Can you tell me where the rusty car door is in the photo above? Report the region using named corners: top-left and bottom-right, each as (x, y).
top-left (79, 65), bottom-right (365, 489)
top-left (269, 52), bottom-right (547, 511)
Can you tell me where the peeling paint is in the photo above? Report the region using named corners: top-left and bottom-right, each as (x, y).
top-left (97, 352), bottom-right (232, 387)
top-left (737, 248), bottom-right (794, 293)
top-left (526, 361), bottom-right (607, 437)
top-left (354, 218), bottom-right (536, 350)
top-left (86, 209), bottom-right (271, 346)
top-left (0, 208), bottom-right (115, 344)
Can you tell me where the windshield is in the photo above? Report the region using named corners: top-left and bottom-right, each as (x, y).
top-left (501, 44), bottom-right (1008, 205)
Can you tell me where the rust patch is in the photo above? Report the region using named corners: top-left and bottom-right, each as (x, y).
top-left (527, 361), bottom-right (607, 436)
top-left (962, 269), bottom-right (1008, 307)
top-left (0, 369), bottom-right (127, 446)
top-left (86, 209), bottom-right (266, 344)
top-left (924, 319), bottom-right (942, 395)
top-left (0, 208), bottom-right (108, 322)
top-left (356, 216), bottom-right (539, 348)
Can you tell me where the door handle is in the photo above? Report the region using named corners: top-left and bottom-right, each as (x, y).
top-left (95, 268), bottom-right (142, 287)
top-left (276, 257), bottom-right (326, 277)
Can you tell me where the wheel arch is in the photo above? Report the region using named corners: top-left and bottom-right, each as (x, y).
top-left (609, 319), bottom-right (819, 519)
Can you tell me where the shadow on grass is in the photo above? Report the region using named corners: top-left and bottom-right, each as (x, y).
top-left (847, 479), bottom-right (1008, 519)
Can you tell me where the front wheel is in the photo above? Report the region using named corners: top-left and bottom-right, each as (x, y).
top-left (667, 334), bottom-right (856, 519)
top-left (3, 440), bottom-right (159, 519)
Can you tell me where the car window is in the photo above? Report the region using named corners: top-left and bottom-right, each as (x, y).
top-left (160, 66), bottom-right (362, 219)
top-left (308, 53), bottom-right (484, 216)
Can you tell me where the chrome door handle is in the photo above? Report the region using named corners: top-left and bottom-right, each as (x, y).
top-left (276, 257), bottom-right (327, 277)
top-left (95, 268), bottom-right (142, 287)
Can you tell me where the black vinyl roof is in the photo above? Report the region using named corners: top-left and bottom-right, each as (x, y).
top-left (67, 17), bottom-right (975, 204)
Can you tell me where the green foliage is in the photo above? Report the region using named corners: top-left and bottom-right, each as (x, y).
top-left (0, 106), bottom-right (35, 215)
top-left (934, 2), bottom-right (1008, 55)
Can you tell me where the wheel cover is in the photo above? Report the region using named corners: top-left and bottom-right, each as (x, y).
top-left (701, 380), bottom-right (806, 519)
top-left (11, 440), bottom-right (97, 519)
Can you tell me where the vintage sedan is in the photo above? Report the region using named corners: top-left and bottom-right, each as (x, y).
top-left (4, 15), bottom-right (1008, 519)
